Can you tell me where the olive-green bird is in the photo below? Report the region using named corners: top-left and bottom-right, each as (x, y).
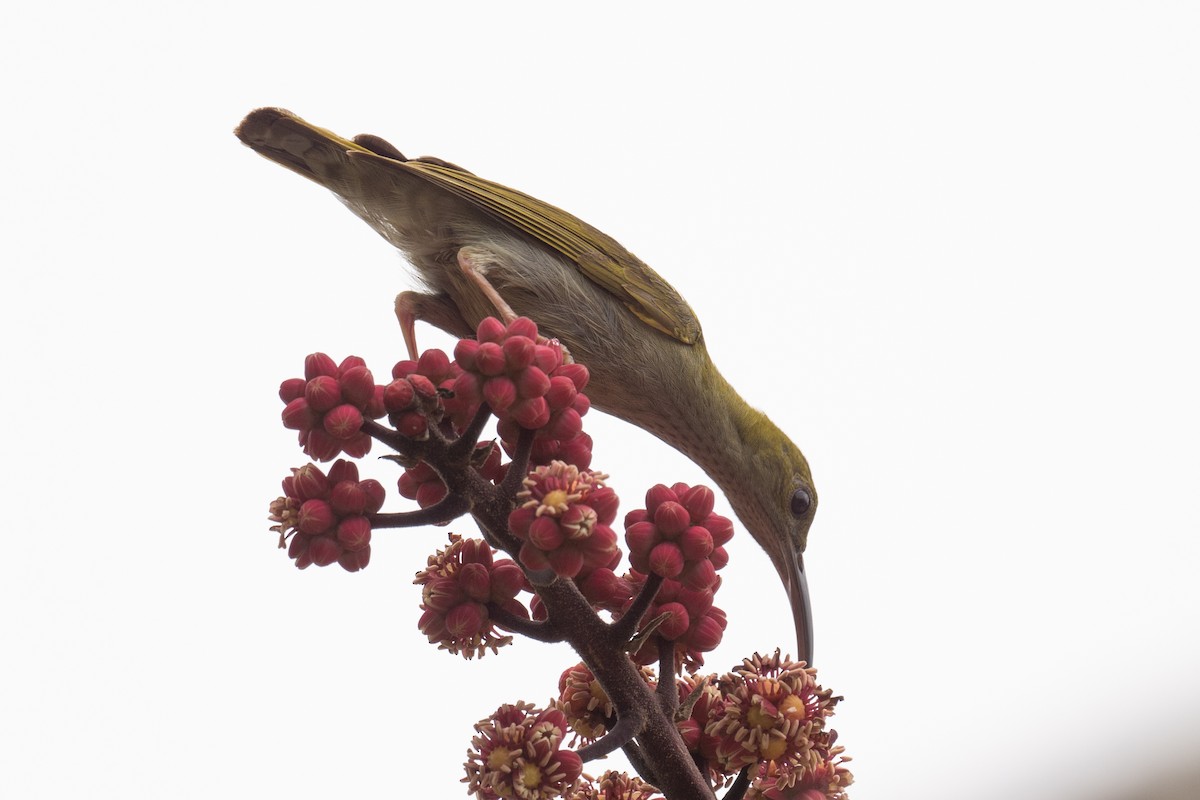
top-left (236, 108), bottom-right (818, 663)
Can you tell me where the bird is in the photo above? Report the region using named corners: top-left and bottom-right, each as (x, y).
top-left (235, 107), bottom-right (819, 664)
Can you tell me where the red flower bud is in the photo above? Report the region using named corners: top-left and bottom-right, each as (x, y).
top-left (656, 601), bottom-right (691, 639)
top-left (475, 342), bottom-right (507, 376)
top-left (558, 433), bottom-right (593, 470)
top-left (709, 546), bottom-right (729, 571)
top-left (489, 561), bottom-right (526, 602)
top-left (654, 501), bottom-right (690, 537)
top-left (571, 393), bottom-right (591, 416)
top-left (545, 376), bottom-right (577, 410)
top-left (552, 749), bottom-right (583, 784)
top-left (330, 480), bottom-right (367, 515)
top-left (680, 526), bottom-right (714, 560)
top-left (282, 397), bottom-right (318, 431)
top-left (546, 547), bottom-right (585, 578)
top-left (396, 411), bottom-right (428, 439)
top-left (451, 371), bottom-right (481, 403)
top-left (649, 541), bottom-right (685, 579)
top-left (527, 515), bottom-right (565, 550)
top-left (417, 348), bottom-right (450, 379)
top-left (555, 363), bottom-right (590, 392)
top-left (515, 366), bottom-right (550, 399)
top-left (418, 608), bottom-right (449, 640)
top-left (279, 377), bottom-right (307, 403)
top-left (681, 558), bottom-right (717, 591)
top-left (588, 487), bottom-right (620, 526)
top-left (360, 479), bottom-right (385, 514)
top-left (625, 521), bottom-right (659, 556)
top-left (453, 338), bottom-right (480, 371)
top-left (304, 352), bottom-right (337, 381)
top-left (407, 374), bottom-right (437, 400)
top-left (689, 609), bottom-right (727, 652)
top-left (304, 375), bottom-right (342, 412)
top-left (415, 479), bottom-right (447, 508)
top-left (338, 547), bottom-right (370, 572)
top-left (365, 385), bottom-right (387, 419)
top-left (338, 365), bottom-right (375, 408)
top-left (518, 542), bottom-right (551, 572)
top-left (704, 514), bottom-right (735, 547)
top-left (679, 485), bottom-right (716, 523)
top-left (297, 499), bottom-right (335, 534)
top-left (327, 459), bottom-right (359, 484)
top-left (336, 515), bottom-right (371, 550)
top-left (291, 463), bottom-right (330, 500)
top-left (547, 408), bottom-right (582, 440)
top-left (461, 538), bottom-right (494, 567)
top-left (391, 359), bottom-right (417, 379)
top-left (644, 484), bottom-right (678, 514)
top-left (507, 505), bottom-right (537, 538)
top-left (323, 404), bottom-right (364, 440)
top-left (337, 355), bottom-right (366, 374)
top-left (501, 335), bottom-right (536, 370)
top-left (533, 344), bottom-right (562, 373)
top-left (383, 379), bottom-right (416, 412)
top-left (307, 535), bottom-right (342, 567)
top-left (506, 316), bottom-right (539, 341)
top-left (445, 602), bottom-right (488, 637)
top-left (483, 376), bottom-right (518, 411)
top-left (341, 432), bottom-right (372, 458)
top-left (457, 561), bottom-right (492, 603)
top-left (511, 396), bottom-right (550, 429)
top-left (476, 316), bottom-right (506, 343)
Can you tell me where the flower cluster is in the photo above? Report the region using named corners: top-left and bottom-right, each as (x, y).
top-left (464, 702), bottom-right (583, 800)
top-left (555, 662), bottom-right (656, 746)
top-left (268, 460), bottom-right (383, 571)
top-left (453, 317), bottom-right (594, 469)
top-left (414, 534), bottom-right (529, 658)
top-left (624, 573), bottom-right (728, 672)
top-left (387, 348), bottom-right (480, 437)
top-left (624, 483), bottom-right (733, 590)
top-left (706, 651), bottom-right (846, 787)
top-left (508, 462), bottom-right (621, 579)
top-left (280, 354), bottom-right (386, 461)
top-left (565, 771), bottom-right (663, 800)
top-left (745, 733), bottom-right (854, 800)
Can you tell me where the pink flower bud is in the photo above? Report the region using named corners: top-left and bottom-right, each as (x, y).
top-left (680, 525), bottom-right (714, 560)
top-left (571, 393), bottom-right (591, 416)
top-left (476, 316), bottom-right (506, 343)
top-left (680, 558), bottom-right (717, 591)
top-left (483, 376), bottom-right (518, 411)
top-left (303, 429), bottom-right (343, 461)
top-left (588, 487), bottom-right (620, 526)
top-left (282, 397), bottom-right (318, 431)
top-left (507, 505), bottom-right (536, 538)
top-left (527, 515), bottom-right (565, 550)
top-left (304, 352), bottom-right (338, 381)
top-left (359, 479), bottom-right (385, 513)
top-left (365, 385), bottom-right (387, 419)
top-left (558, 433), bottom-right (593, 470)
top-left (545, 376), bottom-right (577, 410)
top-left (709, 546), bottom-right (729, 571)
top-left (458, 562), bottom-right (492, 603)
top-left (396, 411), bottom-right (428, 439)
top-left (644, 484), bottom-right (678, 514)
top-left (383, 379), bottom-right (416, 412)
top-left (518, 542), bottom-right (551, 572)
top-left (690, 609), bottom-right (727, 652)
top-left (297, 499), bottom-right (335, 534)
top-left (418, 608), bottom-right (448, 640)
top-left (391, 359), bottom-right (417, 379)
top-left (287, 533), bottom-right (310, 560)
top-left (291, 463), bottom-right (330, 500)
top-left (546, 547), bottom-right (585, 578)
top-left (279, 377), bottom-right (307, 403)
top-left (489, 561), bottom-right (526, 602)
top-left (533, 344), bottom-right (562, 373)
top-left (461, 538), bottom-right (494, 567)
top-left (704, 514), bottom-right (735, 547)
top-left (654, 501), bottom-right (690, 537)
top-left (679, 485), bottom-right (716, 523)
top-left (307, 535), bottom-right (342, 567)
top-left (624, 520), bottom-right (659, 556)
top-left (415, 479), bottom-right (447, 508)
top-left (453, 338), bottom-right (480, 371)
top-left (546, 408), bottom-right (582, 441)
top-left (649, 542), bottom-right (685, 579)
top-left (305, 375), bottom-right (342, 412)
top-left (330, 480), bottom-right (367, 515)
top-left (327, 459), bottom-right (359, 484)
top-left (338, 547), bottom-right (370, 572)
top-left (338, 365), bottom-right (375, 408)
top-left (656, 601), bottom-right (691, 639)
top-left (511, 397), bottom-right (550, 429)
top-left (337, 355), bottom-right (366, 375)
top-left (407, 374), bottom-right (437, 400)
top-left (451, 371), bottom-right (481, 403)
top-left (323, 404), bottom-right (364, 440)
top-left (555, 363), bottom-right (590, 392)
top-left (417, 348), bottom-right (450, 379)
top-left (501, 335), bottom-right (535, 370)
top-left (341, 432), bottom-right (372, 458)
top-left (552, 749), bottom-right (583, 784)
top-left (423, 576), bottom-right (466, 612)
top-left (475, 342), bottom-right (506, 376)
top-left (515, 366), bottom-right (550, 400)
top-left (336, 515), bottom-right (372, 550)
top-left (506, 316), bottom-right (539, 341)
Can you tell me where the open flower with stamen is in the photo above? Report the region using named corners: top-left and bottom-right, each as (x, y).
top-left (556, 662), bottom-right (657, 745)
top-left (707, 650), bottom-right (840, 773)
top-left (565, 770), bottom-right (663, 800)
top-left (414, 534), bottom-right (530, 658)
top-left (464, 701), bottom-right (583, 800)
top-left (508, 462), bottom-right (620, 579)
top-left (745, 731), bottom-right (854, 800)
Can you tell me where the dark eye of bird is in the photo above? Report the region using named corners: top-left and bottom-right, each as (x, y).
top-left (790, 488), bottom-right (811, 517)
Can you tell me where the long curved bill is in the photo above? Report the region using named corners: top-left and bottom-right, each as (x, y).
top-left (784, 550), bottom-right (814, 666)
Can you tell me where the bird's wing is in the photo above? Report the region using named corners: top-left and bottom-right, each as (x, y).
top-left (356, 147), bottom-right (703, 346)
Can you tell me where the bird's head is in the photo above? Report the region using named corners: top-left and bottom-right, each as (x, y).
top-left (722, 417), bottom-right (817, 665)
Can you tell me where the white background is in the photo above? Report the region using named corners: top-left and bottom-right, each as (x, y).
top-left (3, 3), bottom-right (1198, 799)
